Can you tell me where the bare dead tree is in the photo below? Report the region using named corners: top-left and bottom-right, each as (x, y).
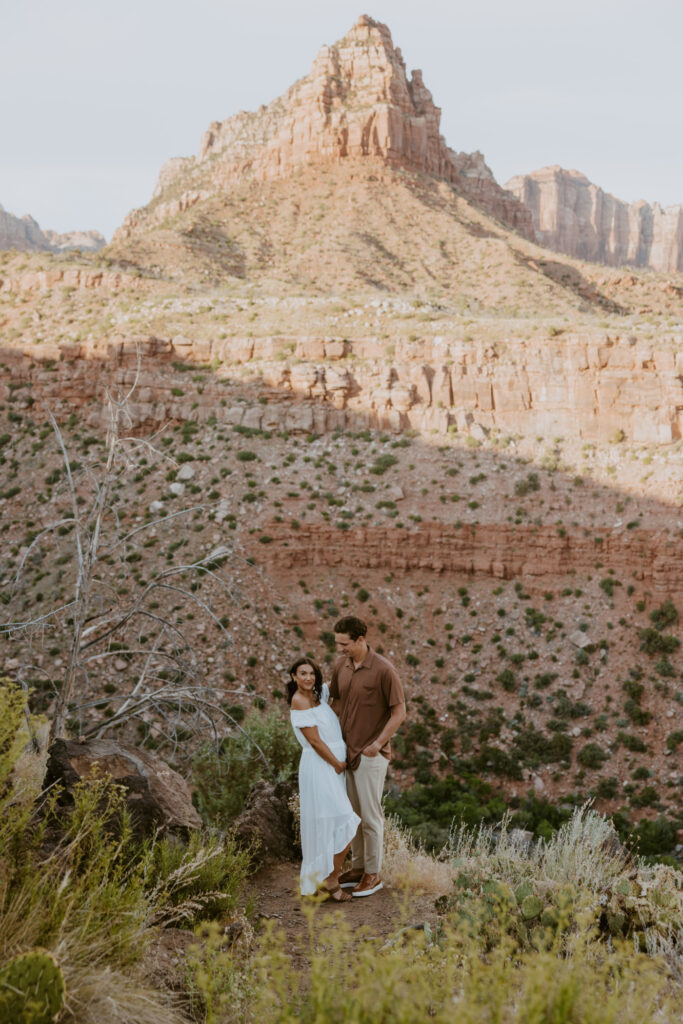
top-left (0, 367), bottom-right (268, 764)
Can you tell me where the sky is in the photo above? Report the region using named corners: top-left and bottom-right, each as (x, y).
top-left (1, 0), bottom-right (681, 240)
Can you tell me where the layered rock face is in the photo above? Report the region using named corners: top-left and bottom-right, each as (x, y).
top-left (0, 203), bottom-right (105, 253)
top-left (257, 522), bottom-right (683, 599)
top-left (506, 166), bottom-right (683, 273)
top-left (3, 327), bottom-right (682, 446)
top-left (117, 15), bottom-right (533, 241)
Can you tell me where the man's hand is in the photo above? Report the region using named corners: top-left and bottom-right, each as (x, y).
top-left (362, 739), bottom-right (382, 757)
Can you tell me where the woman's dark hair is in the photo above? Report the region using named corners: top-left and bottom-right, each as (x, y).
top-left (334, 615), bottom-right (367, 641)
top-left (286, 657), bottom-right (323, 705)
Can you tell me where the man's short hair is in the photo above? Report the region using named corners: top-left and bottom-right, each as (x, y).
top-left (334, 615), bottom-right (367, 641)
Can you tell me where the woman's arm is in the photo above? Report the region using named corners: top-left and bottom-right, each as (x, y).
top-left (299, 725), bottom-right (346, 773)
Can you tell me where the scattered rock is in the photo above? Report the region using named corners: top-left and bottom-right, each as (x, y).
top-left (176, 464), bottom-right (195, 481)
top-left (569, 630), bottom-right (592, 649)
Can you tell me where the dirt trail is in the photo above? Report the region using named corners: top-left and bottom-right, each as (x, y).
top-left (251, 861), bottom-right (439, 964)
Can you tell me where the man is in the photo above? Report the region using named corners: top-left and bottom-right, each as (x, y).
top-left (328, 615), bottom-right (406, 897)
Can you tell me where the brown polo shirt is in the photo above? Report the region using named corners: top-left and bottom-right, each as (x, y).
top-left (329, 646), bottom-right (405, 771)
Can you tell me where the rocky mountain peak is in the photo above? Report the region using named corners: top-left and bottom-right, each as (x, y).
top-left (192, 14), bottom-right (450, 182)
top-left (118, 16), bottom-right (533, 243)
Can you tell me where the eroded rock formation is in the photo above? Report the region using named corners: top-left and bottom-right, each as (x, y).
top-left (506, 166), bottom-right (683, 273)
top-left (116, 15), bottom-right (533, 241)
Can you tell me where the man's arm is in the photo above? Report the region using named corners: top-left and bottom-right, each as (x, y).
top-left (362, 701), bottom-right (406, 757)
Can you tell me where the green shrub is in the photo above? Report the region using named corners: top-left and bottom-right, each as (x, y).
top-left (577, 743), bottom-right (610, 769)
top-left (476, 745), bottom-right (523, 779)
top-left (630, 785), bottom-right (659, 809)
top-left (514, 473), bottom-right (540, 496)
top-left (617, 731), bottom-right (647, 753)
top-left (599, 577), bottom-right (621, 598)
top-left (496, 668), bottom-right (516, 692)
top-left (622, 680), bottom-right (644, 701)
top-left (513, 727), bottom-right (572, 766)
top-left (638, 628), bottom-right (679, 655)
top-left (624, 700), bottom-right (652, 726)
top-left (648, 600), bottom-right (678, 631)
top-left (666, 730), bottom-right (683, 751)
top-left (595, 777), bottom-right (619, 799)
top-left (369, 453), bottom-right (399, 475)
top-left (192, 709), bottom-right (300, 825)
top-left (384, 772), bottom-right (507, 851)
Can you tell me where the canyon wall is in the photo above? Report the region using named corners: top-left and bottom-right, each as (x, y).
top-left (506, 166), bottom-right (683, 273)
top-left (115, 16), bottom-right (533, 242)
top-left (2, 328), bottom-right (681, 447)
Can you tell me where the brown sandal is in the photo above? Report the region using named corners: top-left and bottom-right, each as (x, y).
top-left (323, 884), bottom-right (352, 903)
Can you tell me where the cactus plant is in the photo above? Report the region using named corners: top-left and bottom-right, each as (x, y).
top-left (520, 894), bottom-right (544, 920)
top-left (514, 881), bottom-right (533, 904)
top-left (0, 949), bottom-right (65, 1024)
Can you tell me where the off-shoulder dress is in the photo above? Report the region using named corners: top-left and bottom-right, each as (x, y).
top-left (289, 684), bottom-right (361, 895)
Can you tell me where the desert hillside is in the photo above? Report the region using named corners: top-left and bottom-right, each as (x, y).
top-left (1, 14), bottom-right (682, 850)
top-left (0, 12), bottom-right (682, 1024)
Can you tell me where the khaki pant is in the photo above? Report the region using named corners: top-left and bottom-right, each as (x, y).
top-left (345, 753), bottom-right (389, 874)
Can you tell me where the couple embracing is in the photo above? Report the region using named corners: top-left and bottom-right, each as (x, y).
top-left (287, 615), bottom-right (406, 901)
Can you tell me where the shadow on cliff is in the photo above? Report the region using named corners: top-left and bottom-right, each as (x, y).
top-left (510, 248), bottom-right (629, 316)
top-left (2, 340), bottom-right (680, 597)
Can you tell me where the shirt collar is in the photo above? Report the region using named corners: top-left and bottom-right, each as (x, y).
top-left (347, 645), bottom-right (375, 671)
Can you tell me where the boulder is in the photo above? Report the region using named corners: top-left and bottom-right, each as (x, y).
top-left (232, 778), bottom-right (297, 864)
top-left (44, 738), bottom-right (202, 834)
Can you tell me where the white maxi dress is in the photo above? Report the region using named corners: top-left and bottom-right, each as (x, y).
top-left (290, 684), bottom-right (361, 895)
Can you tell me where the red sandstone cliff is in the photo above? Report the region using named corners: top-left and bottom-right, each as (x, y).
top-left (506, 166), bottom-right (683, 273)
top-left (115, 15), bottom-right (533, 242)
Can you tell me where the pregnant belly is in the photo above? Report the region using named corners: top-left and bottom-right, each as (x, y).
top-left (302, 740), bottom-right (346, 761)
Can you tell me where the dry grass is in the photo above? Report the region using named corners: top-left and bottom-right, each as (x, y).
top-left (382, 815), bottom-right (453, 896)
top-left (447, 804), bottom-right (630, 891)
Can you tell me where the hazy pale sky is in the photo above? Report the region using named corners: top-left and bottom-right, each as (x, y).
top-left (1, 0), bottom-right (681, 239)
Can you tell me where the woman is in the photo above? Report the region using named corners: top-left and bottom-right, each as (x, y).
top-left (288, 656), bottom-right (360, 901)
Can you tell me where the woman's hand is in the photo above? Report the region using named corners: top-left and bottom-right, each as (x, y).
top-left (334, 759), bottom-right (346, 774)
